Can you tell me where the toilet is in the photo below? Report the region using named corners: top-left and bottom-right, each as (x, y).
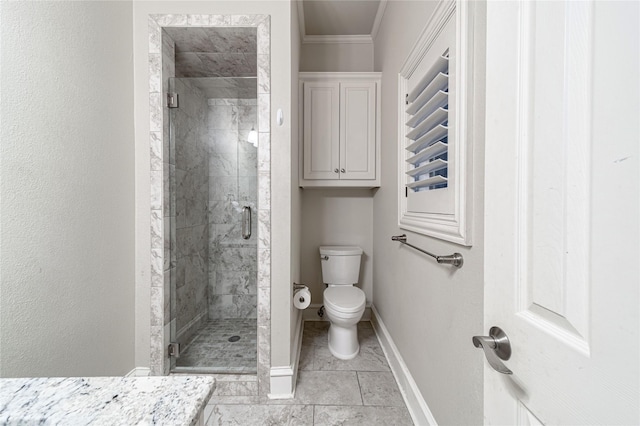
top-left (320, 245), bottom-right (366, 360)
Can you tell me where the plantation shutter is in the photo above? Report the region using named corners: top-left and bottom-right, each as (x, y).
top-left (398, 1), bottom-right (473, 246)
top-left (404, 53), bottom-right (449, 192)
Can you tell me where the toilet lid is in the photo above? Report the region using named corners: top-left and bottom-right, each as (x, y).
top-left (319, 246), bottom-right (363, 256)
top-left (324, 287), bottom-right (366, 314)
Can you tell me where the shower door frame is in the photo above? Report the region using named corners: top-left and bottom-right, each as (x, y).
top-left (147, 14), bottom-right (271, 396)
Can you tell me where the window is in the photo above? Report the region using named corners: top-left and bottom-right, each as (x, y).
top-left (405, 52), bottom-right (450, 197)
top-left (398, 0), bottom-right (474, 246)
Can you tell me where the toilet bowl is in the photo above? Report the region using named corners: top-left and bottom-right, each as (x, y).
top-left (320, 246), bottom-right (366, 360)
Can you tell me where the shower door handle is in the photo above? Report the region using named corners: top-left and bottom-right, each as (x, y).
top-left (242, 206), bottom-right (251, 240)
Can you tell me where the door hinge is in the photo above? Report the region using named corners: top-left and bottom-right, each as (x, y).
top-left (406, 187), bottom-right (408, 197)
top-left (167, 92), bottom-right (179, 108)
top-left (405, 93), bottom-right (409, 105)
top-left (168, 342), bottom-right (181, 358)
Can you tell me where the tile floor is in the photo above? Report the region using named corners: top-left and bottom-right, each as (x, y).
top-left (175, 319), bottom-right (257, 374)
top-left (204, 321), bottom-right (414, 425)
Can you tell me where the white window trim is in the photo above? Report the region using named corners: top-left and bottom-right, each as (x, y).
top-left (397, 0), bottom-right (474, 246)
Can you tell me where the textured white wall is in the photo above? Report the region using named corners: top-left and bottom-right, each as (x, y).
top-left (372, 1), bottom-right (485, 424)
top-left (0, 1), bottom-right (135, 377)
top-left (300, 42), bottom-right (374, 72)
top-left (300, 189), bottom-right (373, 305)
top-left (133, 1), bottom-right (295, 369)
top-left (267, 1), bottom-right (295, 367)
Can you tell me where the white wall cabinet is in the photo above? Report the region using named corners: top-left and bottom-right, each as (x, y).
top-left (299, 73), bottom-right (381, 188)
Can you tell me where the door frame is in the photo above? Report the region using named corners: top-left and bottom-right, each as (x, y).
top-left (146, 14), bottom-right (272, 396)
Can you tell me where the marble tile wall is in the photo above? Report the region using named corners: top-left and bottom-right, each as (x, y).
top-left (148, 25), bottom-right (175, 376)
top-left (172, 78), bottom-right (210, 348)
top-left (188, 78), bottom-right (257, 100)
top-left (164, 27), bottom-right (257, 78)
top-left (165, 27), bottom-right (257, 55)
top-left (207, 97), bottom-right (258, 321)
top-left (148, 14), bottom-right (270, 395)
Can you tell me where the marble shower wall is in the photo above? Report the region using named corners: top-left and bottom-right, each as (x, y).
top-left (207, 98), bottom-right (258, 320)
top-left (164, 26), bottom-right (257, 79)
top-left (150, 29), bottom-right (177, 376)
top-left (172, 79), bottom-right (210, 347)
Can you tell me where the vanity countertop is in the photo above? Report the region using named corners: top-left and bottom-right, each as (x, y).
top-left (0, 375), bottom-right (215, 425)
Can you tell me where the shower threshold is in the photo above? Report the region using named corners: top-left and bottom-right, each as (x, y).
top-left (172, 318), bottom-right (257, 375)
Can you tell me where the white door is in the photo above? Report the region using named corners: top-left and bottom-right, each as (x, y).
top-left (484, 1), bottom-right (639, 425)
top-left (303, 82), bottom-right (340, 180)
top-left (340, 81), bottom-right (376, 180)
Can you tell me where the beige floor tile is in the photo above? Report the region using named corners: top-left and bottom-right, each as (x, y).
top-left (357, 326), bottom-right (380, 348)
top-left (314, 405), bottom-right (413, 426)
top-left (211, 380), bottom-right (258, 396)
top-left (314, 344), bottom-right (390, 372)
top-left (357, 371), bottom-right (405, 407)
top-left (301, 321), bottom-right (330, 347)
top-left (299, 343), bottom-right (315, 371)
top-left (206, 404), bottom-right (313, 425)
top-left (294, 371), bottom-right (363, 406)
top-left (202, 321), bottom-right (413, 425)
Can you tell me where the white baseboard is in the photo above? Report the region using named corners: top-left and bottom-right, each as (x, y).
top-left (268, 310), bottom-right (303, 399)
top-left (371, 305), bottom-right (438, 426)
top-left (126, 367), bottom-right (151, 377)
top-left (268, 365), bottom-right (295, 399)
top-left (291, 309), bottom-right (304, 393)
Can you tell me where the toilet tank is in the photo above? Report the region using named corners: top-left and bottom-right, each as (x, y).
top-left (319, 246), bottom-right (363, 285)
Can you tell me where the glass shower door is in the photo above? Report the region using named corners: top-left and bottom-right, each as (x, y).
top-left (168, 76), bottom-right (258, 374)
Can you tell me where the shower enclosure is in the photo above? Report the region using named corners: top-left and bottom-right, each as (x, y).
top-left (163, 27), bottom-right (258, 374)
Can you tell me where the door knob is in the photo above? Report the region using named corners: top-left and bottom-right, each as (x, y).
top-left (472, 326), bottom-right (513, 375)
top-left (341, 168), bottom-right (346, 173)
top-left (334, 168), bottom-right (339, 173)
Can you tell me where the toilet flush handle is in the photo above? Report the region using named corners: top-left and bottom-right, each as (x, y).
top-left (321, 255), bottom-right (329, 261)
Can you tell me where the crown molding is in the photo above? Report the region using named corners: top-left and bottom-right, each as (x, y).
top-left (299, 71), bottom-right (381, 80)
top-left (302, 34), bottom-right (373, 44)
top-left (371, 0), bottom-right (388, 41)
top-left (399, 0), bottom-right (455, 75)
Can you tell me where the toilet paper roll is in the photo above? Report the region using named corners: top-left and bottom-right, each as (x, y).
top-left (293, 288), bottom-right (311, 310)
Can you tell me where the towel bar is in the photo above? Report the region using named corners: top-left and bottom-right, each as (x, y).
top-left (391, 234), bottom-right (463, 268)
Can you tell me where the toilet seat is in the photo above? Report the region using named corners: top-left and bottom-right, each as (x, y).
top-left (324, 287), bottom-right (365, 314)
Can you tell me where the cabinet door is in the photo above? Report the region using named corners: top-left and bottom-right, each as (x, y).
top-left (340, 81), bottom-right (376, 180)
top-left (303, 82), bottom-right (340, 180)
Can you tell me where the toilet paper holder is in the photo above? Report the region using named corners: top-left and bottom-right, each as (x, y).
top-left (292, 283), bottom-right (311, 310)
top-left (293, 282), bottom-right (308, 292)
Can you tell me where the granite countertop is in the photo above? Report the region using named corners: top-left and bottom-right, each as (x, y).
top-left (0, 376), bottom-right (215, 425)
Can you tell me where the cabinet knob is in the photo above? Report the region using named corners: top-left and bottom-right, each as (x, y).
top-left (334, 168), bottom-right (339, 173)
top-left (341, 168), bottom-right (346, 173)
